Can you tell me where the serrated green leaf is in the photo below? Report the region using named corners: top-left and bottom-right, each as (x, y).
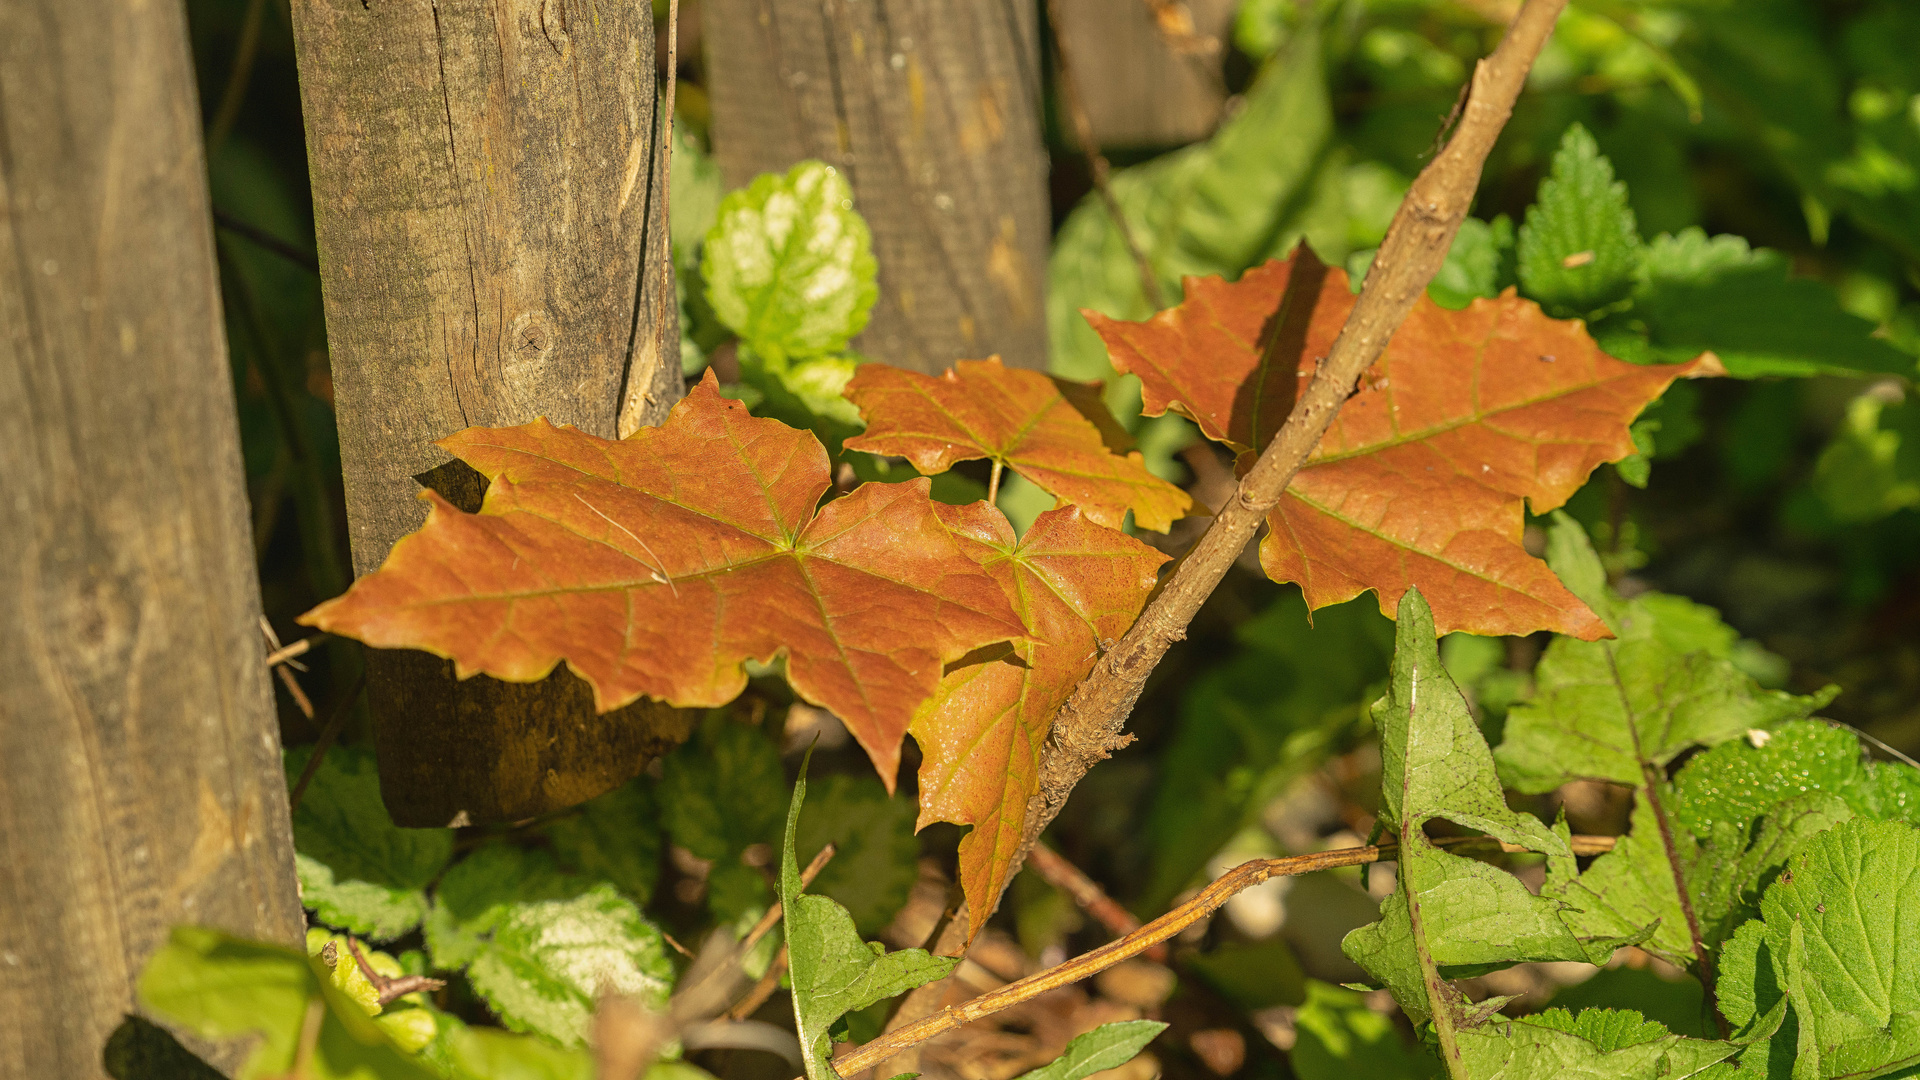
top-left (1630, 229), bottom-right (1913, 379)
top-left (1013, 1020), bottom-right (1167, 1080)
top-left (1288, 980), bottom-right (1438, 1080)
top-left (1546, 967), bottom-right (1714, 1039)
top-left (1670, 721), bottom-right (1917, 836)
top-left (782, 757), bottom-right (958, 1080)
top-left (423, 845), bottom-right (580, 971)
top-left (1517, 124), bottom-right (1642, 318)
top-left (286, 746), bottom-right (454, 942)
top-left (795, 772), bottom-right (919, 935)
top-left (541, 777), bottom-right (662, 905)
top-left (659, 717), bottom-right (787, 863)
top-left (1454, 1010), bottom-right (1738, 1079)
top-left (137, 926), bottom-right (440, 1080)
top-left (1428, 215), bottom-right (1516, 310)
top-left (703, 160), bottom-right (876, 364)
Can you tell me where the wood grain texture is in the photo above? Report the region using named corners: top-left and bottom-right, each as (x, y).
top-left (289, 0), bottom-right (689, 826)
top-left (1052, 0), bottom-right (1233, 150)
top-left (704, 0), bottom-right (1051, 374)
top-left (0, 0), bottom-right (304, 1074)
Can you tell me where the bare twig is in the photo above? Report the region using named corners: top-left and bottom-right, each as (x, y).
top-left (836, 832), bottom-right (1613, 1074)
top-left (727, 944), bottom-right (789, 1020)
top-left (1025, 842), bottom-right (1163, 962)
top-left (1002, 0), bottom-right (1570, 912)
top-left (1047, 0), bottom-right (1167, 312)
top-left (267, 634), bottom-right (328, 668)
top-left (344, 937), bottom-right (447, 1007)
top-left (287, 670), bottom-right (368, 813)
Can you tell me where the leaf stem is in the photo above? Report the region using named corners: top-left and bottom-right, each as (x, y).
top-left (1403, 835), bottom-right (1470, 1080)
top-left (999, 0), bottom-right (1571, 909)
top-left (833, 833), bottom-right (1613, 1075)
top-left (988, 459), bottom-right (1005, 505)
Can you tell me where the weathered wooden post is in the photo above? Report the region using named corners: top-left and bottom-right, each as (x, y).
top-left (702, 0), bottom-right (1052, 373)
top-left (287, 0), bottom-right (690, 826)
top-left (0, 0), bottom-right (304, 1073)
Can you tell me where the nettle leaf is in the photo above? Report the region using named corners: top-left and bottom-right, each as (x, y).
top-left (1014, 1020), bottom-right (1167, 1080)
top-left (1452, 1010), bottom-right (1738, 1079)
top-left (1724, 819), bottom-right (1920, 1079)
top-left (656, 716), bottom-right (785, 924)
top-left (1288, 980), bottom-right (1438, 1080)
top-left (1672, 720), bottom-right (1920, 835)
top-left (703, 159), bottom-right (877, 364)
top-left (1630, 229), bottom-right (1912, 379)
top-left (911, 504), bottom-right (1167, 940)
top-left (844, 358), bottom-right (1192, 532)
top-left (285, 745), bottom-right (454, 941)
top-left (1342, 590), bottom-right (1600, 1024)
top-left (539, 777), bottom-right (661, 905)
top-left (1498, 518), bottom-right (1837, 966)
top-left (782, 759), bottom-right (958, 1080)
top-left (1427, 215), bottom-right (1516, 311)
top-left (423, 845), bottom-right (674, 1047)
top-left (302, 374), bottom-right (1025, 789)
top-left (795, 772), bottom-right (920, 935)
top-left (1089, 249), bottom-right (1704, 640)
top-left (138, 926), bottom-right (439, 1080)
top-left (1515, 123), bottom-right (1643, 318)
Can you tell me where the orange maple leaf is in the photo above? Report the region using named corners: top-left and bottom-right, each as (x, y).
top-left (300, 372), bottom-right (1026, 788)
top-left (1088, 249), bottom-right (1707, 640)
top-left (844, 357), bottom-right (1193, 532)
top-left (911, 503), bottom-right (1167, 942)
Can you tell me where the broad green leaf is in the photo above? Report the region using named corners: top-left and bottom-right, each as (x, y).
top-left (1288, 981), bottom-right (1438, 1080)
top-left (540, 777), bottom-right (662, 904)
top-left (1517, 124), bottom-right (1642, 318)
top-left (670, 126), bottom-right (723, 265)
top-left (1453, 1009), bottom-right (1738, 1079)
top-left (782, 757), bottom-right (958, 1080)
top-left (795, 772), bottom-right (919, 936)
top-left (445, 1023), bottom-right (595, 1080)
top-left (1013, 1020), bottom-right (1168, 1080)
top-left (138, 926), bottom-right (440, 1080)
top-left (285, 745), bottom-right (454, 941)
top-left (1629, 230), bottom-right (1913, 379)
top-left (1672, 720), bottom-right (1920, 835)
top-left (423, 845), bottom-right (579, 970)
top-left (1427, 215), bottom-right (1515, 310)
top-left (1342, 590), bottom-right (1594, 1023)
top-left (703, 160), bottom-right (876, 363)
top-left (1546, 967), bottom-right (1713, 1040)
top-left (658, 715), bottom-right (787, 921)
top-left (1814, 394), bottom-right (1920, 523)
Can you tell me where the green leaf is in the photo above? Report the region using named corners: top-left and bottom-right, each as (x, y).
top-left (540, 777), bottom-right (662, 904)
top-left (138, 926), bottom-right (440, 1080)
top-left (1517, 124), bottom-right (1643, 318)
top-left (1671, 721), bottom-right (1920, 836)
top-left (670, 126), bottom-right (723, 266)
top-left (444, 1023), bottom-right (595, 1080)
top-left (795, 772), bottom-right (920, 935)
top-left (1545, 968), bottom-right (1713, 1039)
top-left (702, 160), bottom-right (877, 363)
top-left (1453, 1010), bottom-right (1738, 1079)
top-left (1184, 935), bottom-right (1307, 1010)
top-left (1814, 394), bottom-right (1920, 523)
top-left (285, 745), bottom-right (454, 941)
top-left (658, 716), bottom-right (787, 864)
top-left (1427, 215), bottom-right (1516, 310)
top-left (1012, 1020), bottom-right (1168, 1080)
top-left (1630, 229), bottom-right (1913, 378)
top-left (782, 755), bottom-right (958, 1080)
top-left (1288, 981), bottom-right (1438, 1080)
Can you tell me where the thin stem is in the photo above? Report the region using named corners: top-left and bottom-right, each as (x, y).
top-left (1000, 0), bottom-right (1570, 917)
top-left (728, 944), bottom-right (789, 1020)
top-left (287, 671), bottom-right (367, 813)
top-left (1025, 841), bottom-right (1162, 961)
top-left (1046, 0), bottom-right (1167, 311)
top-left (206, 0), bottom-right (266, 152)
top-left (1403, 835), bottom-right (1469, 1080)
top-left (988, 459), bottom-right (1005, 505)
top-left (834, 833), bottom-right (1614, 1074)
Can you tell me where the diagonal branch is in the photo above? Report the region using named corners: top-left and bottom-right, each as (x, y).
top-left (1000, 0), bottom-right (1570, 911)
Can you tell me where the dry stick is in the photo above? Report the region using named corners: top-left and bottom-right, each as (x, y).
top-left (1047, 0), bottom-right (1166, 312)
top-left (267, 634), bottom-right (328, 668)
top-left (287, 671), bottom-right (368, 813)
top-left (728, 944), bottom-right (790, 1021)
top-left (836, 833), bottom-right (1614, 1075)
top-left (1025, 842), bottom-right (1164, 963)
top-left (1001, 0), bottom-right (1571, 907)
top-left (344, 937), bottom-right (447, 1007)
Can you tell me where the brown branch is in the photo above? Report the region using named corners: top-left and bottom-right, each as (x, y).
top-left (287, 670), bottom-right (367, 813)
top-left (344, 937), bottom-right (446, 1007)
top-left (1047, 0), bottom-right (1166, 312)
top-left (267, 634), bottom-right (327, 668)
top-left (1001, 0), bottom-right (1570, 912)
top-left (728, 944), bottom-right (789, 1020)
top-left (836, 832), bottom-right (1613, 1075)
top-left (1025, 842), bottom-right (1163, 962)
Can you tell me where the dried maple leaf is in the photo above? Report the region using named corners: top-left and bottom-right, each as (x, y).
top-left (910, 504), bottom-right (1167, 940)
top-left (1088, 249), bottom-right (1707, 640)
top-left (843, 357), bottom-right (1193, 532)
top-left (301, 373), bottom-right (1026, 788)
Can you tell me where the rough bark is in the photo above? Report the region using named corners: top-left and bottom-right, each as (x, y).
top-left (703, 0), bottom-right (1051, 374)
top-left (0, 0), bottom-right (304, 1074)
top-left (1050, 0), bottom-right (1233, 150)
top-left (289, 0), bottom-right (690, 826)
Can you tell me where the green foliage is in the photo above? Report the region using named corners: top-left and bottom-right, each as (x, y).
top-left (794, 772), bottom-right (920, 935)
top-left (1012, 1021), bottom-right (1167, 1080)
top-left (286, 745), bottom-right (454, 941)
top-left (1814, 394), bottom-right (1920, 523)
top-left (1289, 981), bottom-right (1437, 1080)
top-left (539, 777), bottom-right (662, 905)
top-left (659, 715), bottom-right (788, 922)
top-left (1517, 124), bottom-right (1643, 318)
top-left (780, 758), bottom-right (958, 1080)
top-left (1450, 1010), bottom-right (1740, 1078)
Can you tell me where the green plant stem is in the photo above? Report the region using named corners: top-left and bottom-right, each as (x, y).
top-left (1404, 835), bottom-right (1470, 1080)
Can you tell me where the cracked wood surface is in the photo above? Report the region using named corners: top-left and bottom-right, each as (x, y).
top-left (0, 0), bottom-right (303, 1073)
top-left (289, 0), bottom-right (691, 826)
top-left (703, 0), bottom-right (1051, 373)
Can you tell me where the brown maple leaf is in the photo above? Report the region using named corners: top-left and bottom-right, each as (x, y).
top-left (843, 357), bottom-right (1193, 532)
top-left (911, 503), bottom-right (1167, 941)
top-left (301, 372), bottom-right (1026, 788)
top-left (1088, 249), bottom-right (1708, 640)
